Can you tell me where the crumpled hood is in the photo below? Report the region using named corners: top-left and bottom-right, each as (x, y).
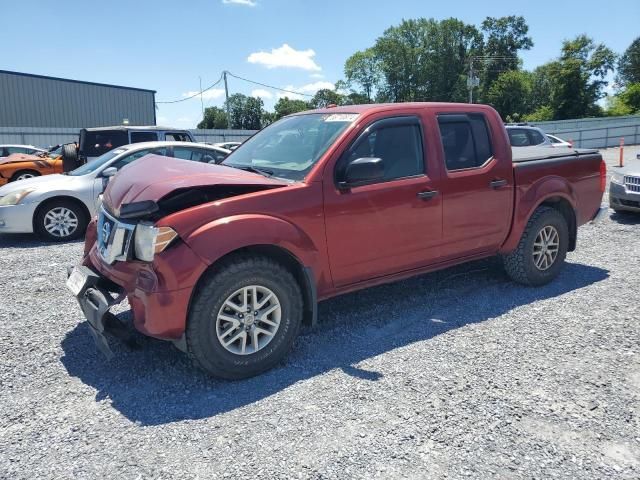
top-left (0, 153), bottom-right (45, 166)
top-left (103, 155), bottom-right (288, 212)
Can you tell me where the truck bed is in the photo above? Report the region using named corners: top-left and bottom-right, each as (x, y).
top-left (511, 145), bottom-right (600, 163)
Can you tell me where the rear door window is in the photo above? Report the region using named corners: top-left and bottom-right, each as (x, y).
top-left (110, 147), bottom-right (168, 170)
top-left (438, 113), bottom-right (493, 171)
top-left (507, 129), bottom-right (530, 147)
top-left (173, 147), bottom-right (227, 164)
top-left (165, 132), bottom-right (191, 142)
top-left (130, 131), bottom-right (159, 143)
top-left (527, 129), bottom-right (545, 145)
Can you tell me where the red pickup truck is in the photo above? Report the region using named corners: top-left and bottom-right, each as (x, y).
top-left (67, 103), bottom-right (606, 379)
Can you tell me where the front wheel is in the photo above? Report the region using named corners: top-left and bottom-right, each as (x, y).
top-left (502, 206), bottom-right (569, 286)
top-left (34, 199), bottom-right (88, 241)
top-left (186, 255), bottom-right (303, 379)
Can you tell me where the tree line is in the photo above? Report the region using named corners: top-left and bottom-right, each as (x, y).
top-left (198, 16), bottom-right (640, 129)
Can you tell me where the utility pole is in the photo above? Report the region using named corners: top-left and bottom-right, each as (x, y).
top-left (199, 76), bottom-right (204, 119)
top-left (467, 58), bottom-right (479, 104)
top-left (223, 70), bottom-right (231, 130)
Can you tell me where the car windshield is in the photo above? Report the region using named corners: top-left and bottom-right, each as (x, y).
top-left (68, 148), bottom-right (127, 176)
top-left (222, 113), bottom-right (358, 181)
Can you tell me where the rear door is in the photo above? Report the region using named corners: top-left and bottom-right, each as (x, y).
top-left (323, 114), bottom-right (443, 287)
top-left (436, 113), bottom-right (513, 260)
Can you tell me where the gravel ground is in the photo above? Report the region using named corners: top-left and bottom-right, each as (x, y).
top-left (1, 147), bottom-right (639, 479)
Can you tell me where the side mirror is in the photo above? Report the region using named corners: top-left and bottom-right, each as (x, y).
top-left (101, 167), bottom-right (118, 178)
top-left (340, 157), bottom-right (384, 188)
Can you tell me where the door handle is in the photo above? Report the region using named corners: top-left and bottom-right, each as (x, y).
top-left (490, 179), bottom-right (508, 189)
top-left (417, 190), bottom-right (438, 200)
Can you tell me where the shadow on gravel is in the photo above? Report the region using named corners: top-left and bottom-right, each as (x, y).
top-left (60, 259), bottom-right (608, 426)
top-left (0, 233), bottom-right (83, 248)
top-left (610, 211), bottom-right (640, 225)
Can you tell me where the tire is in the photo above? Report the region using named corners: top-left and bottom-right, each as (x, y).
top-left (10, 170), bottom-right (40, 182)
top-left (502, 206), bottom-right (569, 286)
top-left (186, 255), bottom-right (303, 379)
top-left (34, 199), bottom-right (88, 242)
top-left (61, 143), bottom-right (79, 172)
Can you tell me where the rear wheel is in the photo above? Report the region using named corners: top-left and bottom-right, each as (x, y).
top-left (186, 255), bottom-right (303, 379)
top-left (34, 199), bottom-right (88, 241)
top-left (11, 170), bottom-right (40, 182)
top-left (502, 206), bottom-right (569, 286)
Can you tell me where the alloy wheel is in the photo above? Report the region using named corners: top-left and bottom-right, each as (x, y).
top-left (533, 225), bottom-right (560, 271)
top-left (216, 285), bottom-right (282, 355)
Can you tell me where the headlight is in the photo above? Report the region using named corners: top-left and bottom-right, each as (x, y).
top-left (134, 224), bottom-right (178, 262)
top-left (0, 189), bottom-right (35, 206)
top-left (610, 171), bottom-right (624, 185)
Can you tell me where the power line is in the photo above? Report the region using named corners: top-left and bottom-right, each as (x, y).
top-left (156, 73), bottom-right (224, 104)
top-left (225, 71), bottom-right (315, 98)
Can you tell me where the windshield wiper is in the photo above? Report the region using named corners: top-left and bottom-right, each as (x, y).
top-left (232, 165), bottom-right (274, 178)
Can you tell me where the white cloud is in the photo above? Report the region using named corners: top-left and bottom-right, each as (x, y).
top-left (251, 89), bottom-right (273, 99)
top-left (247, 44), bottom-right (321, 71)
top-left (182, 89), bottom-right (225, 100)
top-left (277, 81), bottom-right (335, 100)
top-left (222, 0), bottom-right (256, 6)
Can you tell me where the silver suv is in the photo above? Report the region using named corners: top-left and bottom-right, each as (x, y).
top-left (505, 125), bottom-right (551, 147)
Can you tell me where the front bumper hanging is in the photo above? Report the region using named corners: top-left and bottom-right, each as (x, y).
top-left (67, 265), bottom-right (126, 359)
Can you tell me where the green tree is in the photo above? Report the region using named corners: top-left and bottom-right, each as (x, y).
top-left (197, 106), bottom-right (228, 129)
top-left (225, 94), bottom-right (265, 130)
top-left (523, 105), bottom-right (554, 122)
top-left (273, 97), bottom-right (311, 120)
top-left (343, 92), bottom-right (370, 105)
top-left (372, 18), bottom-right (483, 103)
top-left (485, 70), bottom-right (532, 119)
top-left (607, 83), bottom-right (640, 115)
top-left (479, 16), bottom-right (533, 96)
top-left (344, 48), bottom-right (381, 101)
top-left (549, 35), bottom-right (616, 119)
top-left (617, 37), bottom-right (640, 87)
top-left (529, 63), bottom-right (555, 112)
top-left (310, 89), bottom-right (344, 108)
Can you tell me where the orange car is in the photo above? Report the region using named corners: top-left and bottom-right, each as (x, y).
top-left (0, 149), bottom-right (64, 185)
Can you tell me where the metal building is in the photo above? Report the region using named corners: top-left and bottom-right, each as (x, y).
top-left (0, 70), bottom-right (156, 128)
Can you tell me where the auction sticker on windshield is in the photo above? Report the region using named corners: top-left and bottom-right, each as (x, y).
top-left (323, 113), bottom-right (359, 122)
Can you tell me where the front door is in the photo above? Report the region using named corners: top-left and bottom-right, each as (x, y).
top-left (323, 115), bottom-right (443, 287)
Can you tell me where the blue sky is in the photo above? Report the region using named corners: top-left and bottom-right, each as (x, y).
top-left (2, 0), bottom-right (638, 127)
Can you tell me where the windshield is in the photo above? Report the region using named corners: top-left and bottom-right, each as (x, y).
top-left (222, 113), bottom-right (358, 181)
top-left (68, 148), bottom-right (127, 176)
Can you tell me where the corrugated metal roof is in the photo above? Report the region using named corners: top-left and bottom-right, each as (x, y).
top-left (0, 70), bottom-right (155, 93)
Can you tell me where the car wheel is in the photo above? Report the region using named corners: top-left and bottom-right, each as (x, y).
top-left (502, 206), bottom-right (569, 286)
top-left (35, 199), bottom-right (88, 241)
top-left (186, 255), bottom-right (303, 379)
top-left (11, 170), bottom-right (40, 182)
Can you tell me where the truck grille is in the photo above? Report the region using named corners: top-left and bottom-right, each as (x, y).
top-left (96, 206), bottom-right (136, 264)
top-left (624, 175), bottom-right (640, 193)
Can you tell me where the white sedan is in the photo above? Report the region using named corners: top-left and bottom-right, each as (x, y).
top-left (0, 141), bottom-right (229, 241)
top-left (547, 134), bottom-right (572, 148)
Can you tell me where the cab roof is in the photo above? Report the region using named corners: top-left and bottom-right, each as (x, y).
top-left (305, 102), bottom-right (497, 115)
